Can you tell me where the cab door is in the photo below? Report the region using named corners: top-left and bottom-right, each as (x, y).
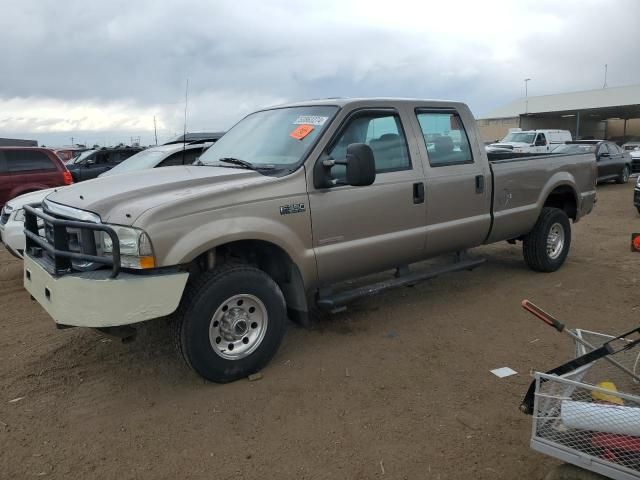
top-left (307, 108), bottom-right (427, 285)
top-left (534, 133), bottom-right (549, 153)
top-left (411, 109), bottom-right (492, 257)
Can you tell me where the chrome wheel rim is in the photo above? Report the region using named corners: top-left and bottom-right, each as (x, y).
top-left (209, 294), bottom-right (268, 360)
top-left (546, 223), bottom-right (565, 260)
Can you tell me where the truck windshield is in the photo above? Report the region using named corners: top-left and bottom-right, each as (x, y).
top-left (198, 106), bottom-right (339, 170)
top-left (502, 132), bottom-right (536, 143)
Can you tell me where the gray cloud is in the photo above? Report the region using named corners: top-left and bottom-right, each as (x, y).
top-left (0, 0), bottom-right (639, 146)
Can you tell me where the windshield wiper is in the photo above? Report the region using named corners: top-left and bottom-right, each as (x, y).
top-left (218, 157), bottom-right (275, 170)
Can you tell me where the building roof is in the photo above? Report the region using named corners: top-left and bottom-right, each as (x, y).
top-left (483, 84), bottom-right (640, 119)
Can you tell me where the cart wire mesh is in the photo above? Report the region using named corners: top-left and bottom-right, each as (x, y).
top-left (532, 330), bottom-right (640, 479)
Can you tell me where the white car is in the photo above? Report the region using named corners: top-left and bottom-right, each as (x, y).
top-left (0, 188), bottom-right (56, 258)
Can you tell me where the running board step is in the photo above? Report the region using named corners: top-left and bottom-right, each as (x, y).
top-left (316, 256), bottom-right (486, 311)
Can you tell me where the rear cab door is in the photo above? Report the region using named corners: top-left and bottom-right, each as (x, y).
top-left (409, 104), bottom-right (492, 257)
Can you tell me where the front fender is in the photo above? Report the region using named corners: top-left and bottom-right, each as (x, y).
top-left (153, 211), bottom-right (317, 289)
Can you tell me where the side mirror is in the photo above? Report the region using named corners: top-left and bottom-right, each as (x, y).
top-left (344, 143), bottom-right (376, 186)
top-left (314, 143), bottom-right (376, 189)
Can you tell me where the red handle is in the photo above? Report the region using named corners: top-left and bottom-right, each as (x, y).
top-left (521, 300), bottom-right (565, 332)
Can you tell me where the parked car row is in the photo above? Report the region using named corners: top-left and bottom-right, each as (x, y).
top-left (0, 140), bottom-right (216, 258)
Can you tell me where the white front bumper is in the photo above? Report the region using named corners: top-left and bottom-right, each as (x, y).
top-left (24, 254), bottom-right (189, 328)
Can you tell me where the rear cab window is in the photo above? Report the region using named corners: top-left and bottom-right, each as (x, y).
top-left (6, 150), bottom-right (56, 172)
top-left (415, 111), bottom-right (474, 166)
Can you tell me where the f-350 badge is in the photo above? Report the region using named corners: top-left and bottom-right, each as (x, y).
top-left (280, 203), bottom-right (306, 215)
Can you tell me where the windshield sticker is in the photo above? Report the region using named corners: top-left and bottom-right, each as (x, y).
top-left (293, 115), bottom-right (328, 126)
top-left (290, 124), bottom-right (314, 141)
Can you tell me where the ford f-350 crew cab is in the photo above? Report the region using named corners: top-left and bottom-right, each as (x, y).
top-left (23, 98), bottom-right (597, 383)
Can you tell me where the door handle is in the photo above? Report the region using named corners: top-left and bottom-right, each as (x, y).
top-left (413, 182), bottom-right (425, 204)
top-left (475, 175), bottom-right (485, 194)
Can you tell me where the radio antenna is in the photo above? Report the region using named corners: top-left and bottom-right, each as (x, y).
top-left (153, 115), bottom-right (158, 145)
top-left (183, 78), bottom-right (189, 163)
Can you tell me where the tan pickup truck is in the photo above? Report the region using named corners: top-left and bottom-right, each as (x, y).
top-left (23, 98), bottom-right (597, 382)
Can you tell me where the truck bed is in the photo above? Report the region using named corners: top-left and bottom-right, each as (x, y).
top-left (485, 152), bottom-right (597, 243)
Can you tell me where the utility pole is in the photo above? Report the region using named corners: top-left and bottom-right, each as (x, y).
top-left (524, 78), bottom-right (531, 115)
top-left (153, 115), bottom-right (158, 145)
top-left (602, 64), bottom-right (608, 88)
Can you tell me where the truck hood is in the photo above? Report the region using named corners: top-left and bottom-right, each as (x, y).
top-left (45, 165), bottom-right (269, 225)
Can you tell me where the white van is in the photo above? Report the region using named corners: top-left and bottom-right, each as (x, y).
top-left (490, 128), bottom-right (572, 154)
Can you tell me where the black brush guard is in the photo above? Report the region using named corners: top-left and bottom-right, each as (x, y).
top-left (23, 205), bottom-right (122, 278)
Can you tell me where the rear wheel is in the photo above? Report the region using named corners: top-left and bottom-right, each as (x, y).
top-left (522, 207), bottom-right (571, 272)
top-left (173, 265), bottom-right (287, 382)
top-left (616, 165), bottom-right (630, 184)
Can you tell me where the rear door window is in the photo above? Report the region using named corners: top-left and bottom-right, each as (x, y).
top-left (6, 150), bottom-right (56, 172)
top-left (416, 111), bottom-right (474, 166)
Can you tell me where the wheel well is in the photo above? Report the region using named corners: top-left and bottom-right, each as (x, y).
top-left (543, 186), bottom-right (577, 220)
top-left (191, 240), bottom-right (309, 324)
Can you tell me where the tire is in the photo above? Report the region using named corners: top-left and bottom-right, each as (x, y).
top-left (544, 463), bottom-right (608, 480)
top-left (173, 264), bottom-right (287, 383)
top-left (637, 207), bottom-right (640, 215)
top-left (616, 165), bottom-right (630, 184)
top-left (522, 207), bottom-right (571, 272)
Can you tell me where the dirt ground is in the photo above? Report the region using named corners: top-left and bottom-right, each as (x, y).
top-left (1, 182), bottom-right (639, 479)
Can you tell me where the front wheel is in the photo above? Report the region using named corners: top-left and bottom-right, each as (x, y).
top-left (173, 265), bottom-right (287, 383)
top-left (616, 165), bottom-right (630, 184)
top-left (523, 207), bottom-right (571, 272)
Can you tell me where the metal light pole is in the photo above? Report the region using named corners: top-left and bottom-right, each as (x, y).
top-left (524, 78), bottom-right (531, 115)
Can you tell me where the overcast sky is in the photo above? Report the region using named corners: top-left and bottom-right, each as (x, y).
top-left (1, 0), bottom-right (639, 146)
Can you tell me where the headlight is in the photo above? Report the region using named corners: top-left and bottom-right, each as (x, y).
top-left (102, 225), bottom-right (155, 269)
top-left (13, 209), bottom-right (25, 222)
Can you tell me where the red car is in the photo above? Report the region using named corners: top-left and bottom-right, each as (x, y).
top-left (0, 147), bottom-right (73, 208)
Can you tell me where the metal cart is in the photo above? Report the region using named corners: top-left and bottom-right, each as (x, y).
top-left (520, 301), bottom-right (640, 480)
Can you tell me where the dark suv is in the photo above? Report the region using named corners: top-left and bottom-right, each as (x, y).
top-left (0, 147), bottom-right (73, 208)
top-left (66, 147), bottom-right (143, 181)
